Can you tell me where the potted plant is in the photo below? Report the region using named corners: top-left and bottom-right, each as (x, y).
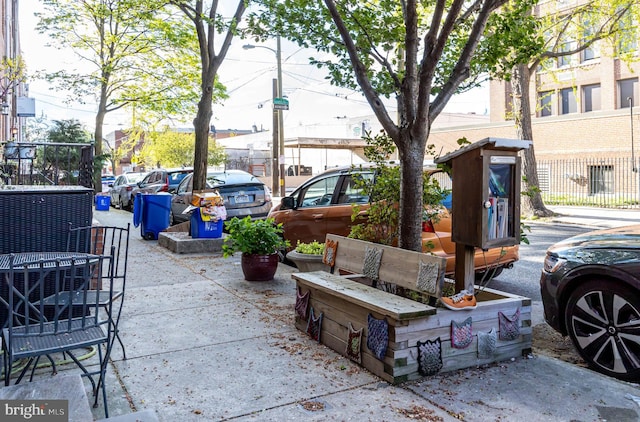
top-left (286, 240), bottom-right (330, 272)
top-left (222, 216), bottom-right (290, 281)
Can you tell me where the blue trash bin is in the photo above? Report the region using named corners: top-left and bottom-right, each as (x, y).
top-left (190, 210), bottom-right (224, 238)
top-left (133, 193), bottom-right (172, 240)
top-left (95, 194), bottom-right (110, 211)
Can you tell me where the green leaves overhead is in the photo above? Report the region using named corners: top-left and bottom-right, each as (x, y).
top-left (248, 0), bottom-right (530, 101)
top-left (36, 0), bottom-right (208, 121)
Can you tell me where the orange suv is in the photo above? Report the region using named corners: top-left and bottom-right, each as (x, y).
top-left (268, 164), bottom-right (519, 279)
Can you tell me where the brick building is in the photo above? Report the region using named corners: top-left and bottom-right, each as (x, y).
top-left (428, 4), bottom-right (640, 205)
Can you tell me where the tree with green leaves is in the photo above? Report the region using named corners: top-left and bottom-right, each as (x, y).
top-left (138, 129), bottom-right (226, 170)
top-left (36, 0), bottom-right (204, 189)
top-left (249, 0), bottom-right (534, 251)
top-left (0, 55), bottom-right (27, 103)
top-left (501, 1), bottom-right (638, 217)
top-left (349, 130), bottom-right (447, 247)
top-left (169, 1), bottom-right (246, 192)
top-left (35, 119), bottom-right (92, 184)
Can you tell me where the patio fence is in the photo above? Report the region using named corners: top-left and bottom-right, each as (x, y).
top-left (537, 156), bottom-right (640, 208)
top-left (1, 142), bottom-right (94, 188)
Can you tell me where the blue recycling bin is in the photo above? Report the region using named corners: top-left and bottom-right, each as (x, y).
top-left (133, 193), bottom-right (172, 240)
top-left (95, 194), bottom-right (110, 211)
top-left (190, 210), bottom-right (224, 238)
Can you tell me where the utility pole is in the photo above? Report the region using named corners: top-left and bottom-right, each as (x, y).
top-left (243, 36), bottom-right (286, 197)
top-left (276, 36), bottom-right (285, 196)
top-left (272, 78), bottom-right (279, 196)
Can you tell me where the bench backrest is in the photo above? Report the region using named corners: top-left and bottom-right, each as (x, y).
top-left (325, 234), bottom-right (446, 298)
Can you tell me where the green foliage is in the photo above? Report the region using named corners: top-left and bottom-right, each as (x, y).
top-left (34, 119), bottom-right (92, 177)
top-left (247, 0), bottom-right (533, 250)
top-left (348, 131), bottom-right (449, 246)
top-left (248, 0), bottom-right (519, 99)
top-left (0, 55), bottom-right (27, 99)
top-left (139, 129), bottom-right (226, 169)
top-left (294, 240), bottom-right (325, 255)
top-left (36, 0), bottom-right (208, 125)
top-left (222, 216), bottom-right (290, 257)
top-left (520, 222), bottom-right (531, 245)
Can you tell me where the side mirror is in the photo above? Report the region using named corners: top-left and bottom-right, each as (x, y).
top-left (280, 196), bottom-right (296, 210)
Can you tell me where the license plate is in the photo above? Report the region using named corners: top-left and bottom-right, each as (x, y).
top-left (236, 195), bottom-right (250, 203)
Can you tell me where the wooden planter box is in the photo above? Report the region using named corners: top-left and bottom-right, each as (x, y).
top-left (294, 279), bottom-right (531, 384)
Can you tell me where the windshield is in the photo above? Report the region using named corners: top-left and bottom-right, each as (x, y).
top-left (205, 172), bottom-right (258, 187)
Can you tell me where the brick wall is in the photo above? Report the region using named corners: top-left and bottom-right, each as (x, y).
top-left (430, 109), bottom-right (638, 161)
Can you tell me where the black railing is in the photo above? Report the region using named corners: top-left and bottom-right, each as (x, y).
top-left (2, 142), bottom-right (94, 189)
top-left (538, 157), bottom-right (640, 208)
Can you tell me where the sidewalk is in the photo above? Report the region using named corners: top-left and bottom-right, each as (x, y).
top-left (82, 207), bottom-right (640, 421)
top-left (547, 205), bottom-right (640, 228)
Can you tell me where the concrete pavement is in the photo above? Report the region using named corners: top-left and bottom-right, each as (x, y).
top-left (547, 205), bottom-right (640, 229)
top-left (52, 206), bottom-right (640, 420)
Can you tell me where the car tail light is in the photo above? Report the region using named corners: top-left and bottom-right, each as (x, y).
top-left (422, 221), bottom-right (435, 233)
top-left (159, 183), bottom-right (169, 192)
top-left (264, 186), bottom-right (272, 202)
top-left (126, 186), bottom-right (133, 191)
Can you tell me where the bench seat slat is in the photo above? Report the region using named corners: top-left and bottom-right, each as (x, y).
top-left (293, 271), bottom-right (436, 320)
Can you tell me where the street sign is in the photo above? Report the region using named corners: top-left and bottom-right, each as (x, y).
top-left (273, 97), bottom-right (289, 110)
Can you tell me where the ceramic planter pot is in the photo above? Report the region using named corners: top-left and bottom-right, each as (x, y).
top-left (286, 250), bottom-right (330, 272)
top-left (241, 253), bottom-right (279, 281)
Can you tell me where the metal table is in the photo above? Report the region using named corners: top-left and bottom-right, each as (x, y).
top-left (0, 252), bottom-right (98, 329)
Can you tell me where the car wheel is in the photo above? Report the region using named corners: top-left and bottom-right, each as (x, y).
top-left (564, 280), bottom-right (640, 381)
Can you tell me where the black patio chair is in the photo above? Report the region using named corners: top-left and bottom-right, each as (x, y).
top-left (64, 224), bottom-right (130, 359)
top-left (2, 251), bottom-right (116, 418)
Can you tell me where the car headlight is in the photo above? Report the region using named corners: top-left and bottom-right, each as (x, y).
top-left (543, 254), bottom-right (566, 273)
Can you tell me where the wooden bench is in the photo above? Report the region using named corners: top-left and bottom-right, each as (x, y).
top-left (292, 234), bottom-right (532, 384)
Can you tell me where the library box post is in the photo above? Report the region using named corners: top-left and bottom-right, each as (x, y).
top-left (435, 138), bottom-right (531, 292)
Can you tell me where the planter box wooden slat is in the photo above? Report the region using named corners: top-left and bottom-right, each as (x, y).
top-left (293, 235), bottom-right (532, 384)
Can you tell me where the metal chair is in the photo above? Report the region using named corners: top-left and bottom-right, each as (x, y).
top-left (65, 224), bottom-right (130, 359)
top-left (2, 252), bottom-right (116, 418)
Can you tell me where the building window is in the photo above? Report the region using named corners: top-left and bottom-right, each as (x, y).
top-left (558, 39), bottom-right (576, 67)
top-left (618, 78), bottom-right (638, 108)
top-left (582, 44), bottom-right (599, 62)
top-left (581, 19), bottom-right (600, 62)
top-left (618, 15), bottom-right (638, 54)
top-left (560, 88), bottom-right (577, 114)
top-left (588, 165), bottom-right (614, 195)
top-left (583, 84), bottom-right (601, 112)
top-left (538, 91), bottom-right (553, 117)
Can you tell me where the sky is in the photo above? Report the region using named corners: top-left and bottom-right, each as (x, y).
top-left (19, 1), bottom-right (489, 136)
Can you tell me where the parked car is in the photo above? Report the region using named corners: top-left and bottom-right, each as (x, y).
top-left (540, 224), bottom-right (640, 382)
top-left (109, 172), bottom-right (146, 210)
top-left (267, 164), bottom-right (518, 279)
top-left (131, 168), bottom-right (193, 199)
top-left (101, 174), bottom-right (116, 193)
top-left (170, 169), bottom-right (273, 225)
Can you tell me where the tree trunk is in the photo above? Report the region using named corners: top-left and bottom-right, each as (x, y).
top-left (192, 88), bottom-right (213, 192)
top-left (397, 130), bottom-right (426, 252)
top-left (94, 109), bottom-right (106, 192)
top-left (511, 64), bottom-right (553, 217)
